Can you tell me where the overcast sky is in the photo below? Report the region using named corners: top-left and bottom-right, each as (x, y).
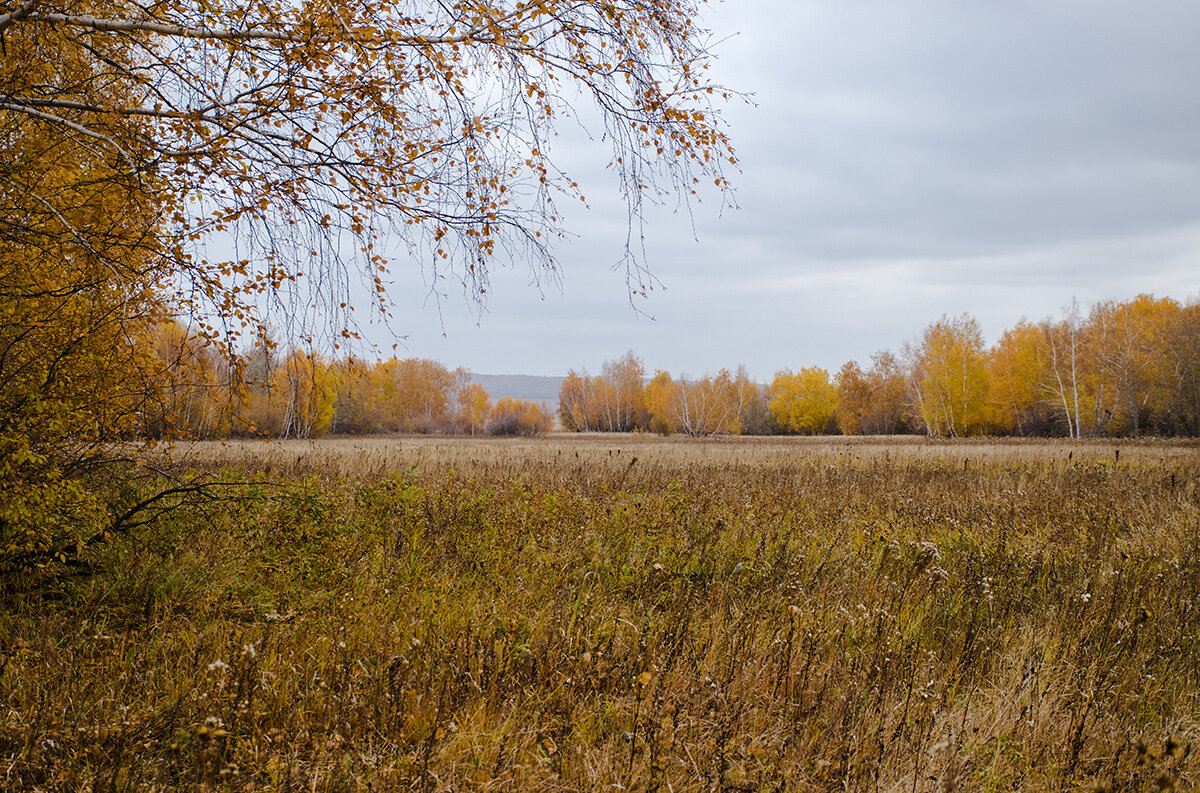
top-left (370, 0), bottom-right (1200, 380)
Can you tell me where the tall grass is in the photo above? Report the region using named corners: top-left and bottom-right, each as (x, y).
top-left (3, 437), bottom-right (1198, 790)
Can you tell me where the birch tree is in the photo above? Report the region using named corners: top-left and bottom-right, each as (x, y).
top-left (907, 314), bottom-right (989, 438)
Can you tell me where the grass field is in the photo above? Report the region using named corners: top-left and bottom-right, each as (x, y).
top-left (3, 435), bottom-right (1199, 791)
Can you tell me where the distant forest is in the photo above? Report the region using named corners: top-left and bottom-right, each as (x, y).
top-left (152, 293), bottom-right (1200, 439)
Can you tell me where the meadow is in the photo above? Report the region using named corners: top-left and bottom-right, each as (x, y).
top-left (3, 435), bottom-right (1199, 791)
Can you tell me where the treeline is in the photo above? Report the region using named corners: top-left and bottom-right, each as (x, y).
top-left (149, 292), bottom-right (1200, 439)
top-left (149, 325), bottom-right (553, 439)
top-left (561, 294), bottom-right (1200, 437)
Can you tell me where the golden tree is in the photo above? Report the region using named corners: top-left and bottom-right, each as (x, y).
top-left (644, 369), bottom-right (677, 434)
top-left (557, 369), bottom-right (593, 431)
top-left (591, 351), bottom-right (648, 432)
top-left (2, 0), bottom-right (736, 340)
top-left (148, 320), bottom-right (236, 439)
top-left (330, 356), bottom-right (381, 434)
top-left (0, 15), bottom-right (175, 570)
top-left (659, 370), bottom-right (739, 436)
top-left (456, 382), bottom-right (491, 436)
top-left (1086, 295), bottom-right (1180, 434)
top-left (269, 349), bottom-right (339, 438)
top-left (834, 352), bottom-right (912, 435)
top-left (987, 321), bottom-right (1050, 436)
top-left (1166, 300), bottom-right (1200, 433)
top-left (834, 361), bottom-right (870, 435)
top-left (768, 367), bottom-right (837, 435)
top-left (644, 366), bottom-right (760, 436)
top-left (373, 357), bottom-right (457, 432)
top-left (906, 314), bottom-right (990, 438)
top-left (558, 353), bottom-right (649, 432)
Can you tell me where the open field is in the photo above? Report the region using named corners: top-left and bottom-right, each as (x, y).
top-left (163, 433), bottom-right (1200, 477)
top-left (4, 435), bottom-right (1200, 791)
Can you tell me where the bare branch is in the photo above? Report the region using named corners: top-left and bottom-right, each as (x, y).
top-left (0, 100), bottom-right (140, 172)
top-left (14, 11), bottom-right (490, 45)
top-left (7, 95), bottom-right (191, 119)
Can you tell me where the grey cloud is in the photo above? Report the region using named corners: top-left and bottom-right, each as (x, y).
top-left (367, 0), bottom-right (1200, 379)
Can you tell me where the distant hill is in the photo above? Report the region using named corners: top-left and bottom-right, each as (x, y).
top-left (471, 373), bottom-right (563, 407)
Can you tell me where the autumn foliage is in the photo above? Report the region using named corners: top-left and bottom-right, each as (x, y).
top-left (486, 396), bottom-right (554, 436)
top-left (0, 15), bottom-right (172, 569)
top-left (0, 0), bottom-right (736, 345)
top-left (558, 295), bottom-right (1200, 438)
top-left (138, 327), bottom-right (562, 440)
top-left (123, 291), bottom-right (1200, 445)
top-left (38, 291), bottom-right (1191, 447)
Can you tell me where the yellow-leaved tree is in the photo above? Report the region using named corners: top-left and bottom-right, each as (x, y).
top-left (557, 353), bottom-right (650, 432)
top-left (2, 0), bottom-right (736, 338)
top-left (768, 367), bottom-right (837, 435)
top-left (654, 370), bottom-right (740, 436)
top-left (330, 357), bottom-right (380, 435)
top-left (1086, 295), bottom-right (1180, 434)
top-left (907, 314), bottom-right (990, 437)
top-left (0, 12), bottom-right (175, 572)
top-left (988, 321), bottom-right (1051, 436)
top-left (457, 383), bottom-right (492, 436)
top-left (1, 0), bottom-right (735, 573)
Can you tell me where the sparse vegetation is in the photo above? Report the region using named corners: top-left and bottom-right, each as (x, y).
top-left (3, 436), bottom-right (1198, 791)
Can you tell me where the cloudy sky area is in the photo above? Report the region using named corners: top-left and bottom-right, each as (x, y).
top-left (373, 0), bottom-right (1200, 380)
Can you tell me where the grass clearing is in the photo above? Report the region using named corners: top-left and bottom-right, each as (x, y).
top-left (3, 435), bottom-right (1199, 790)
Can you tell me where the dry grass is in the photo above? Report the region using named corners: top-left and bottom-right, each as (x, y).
top-left (3, 435), bottom-right (1199, 791)
top-left (162, 433), bottom-right (1200, 477)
